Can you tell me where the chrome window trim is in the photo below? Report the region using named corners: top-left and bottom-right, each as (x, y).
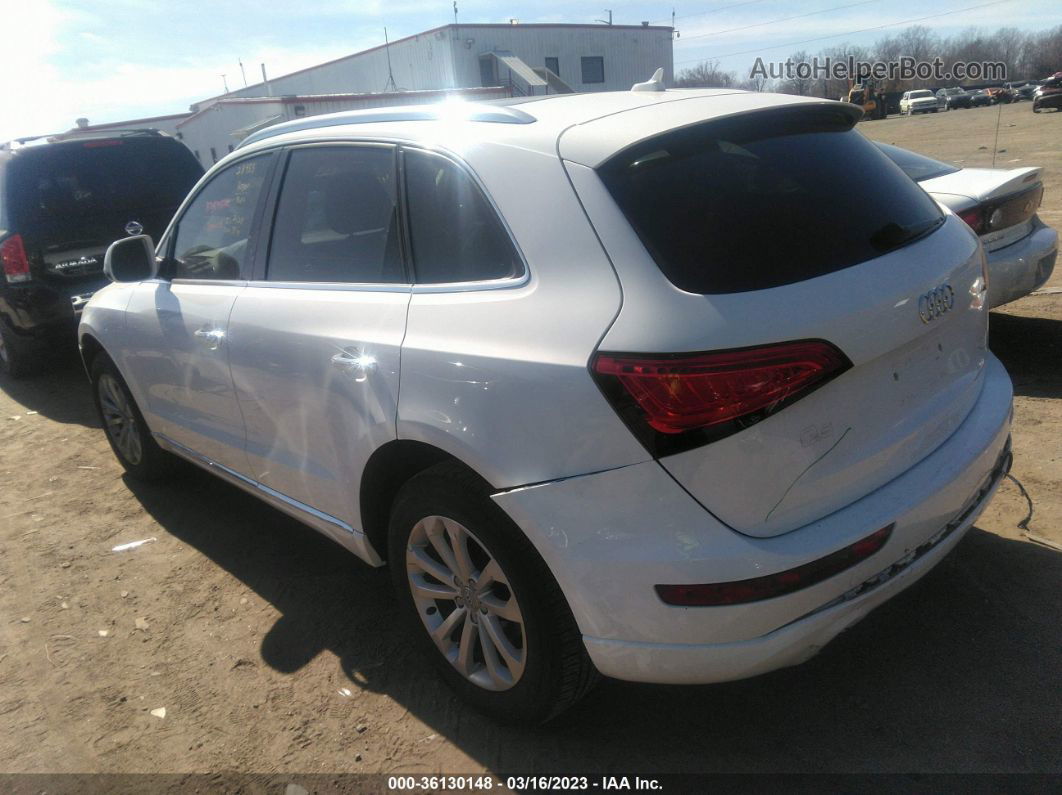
top-left (240, 272), bottom-right (532, 294)
top-left (169, 279), bottom-right (249, 288)
top-left (411, 272), bottom-right (531, 293)
top-left (244, 280), bottom-right (412, 293)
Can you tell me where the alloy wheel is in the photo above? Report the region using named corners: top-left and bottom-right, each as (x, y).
top-left (406, 515), bottom-right (526, 691)
top-left (98, 373), bottom-right (143, 465)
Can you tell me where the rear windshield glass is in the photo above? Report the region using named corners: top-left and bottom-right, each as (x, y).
top-left (874, 142), bottom-right (959, 182)
top-left (7, 137), bottom-right (203, 241)
top-left (598, 108), bottom-right (945, 294)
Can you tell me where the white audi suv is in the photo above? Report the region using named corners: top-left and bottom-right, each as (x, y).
top-left (80, 88), bottom-right (1013, 724)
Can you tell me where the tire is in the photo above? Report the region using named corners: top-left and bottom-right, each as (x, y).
top-left (388, 461), bottom-right (598, 724)
top-left (90, 354), bottom-right (178, 480)
top-left (1033, 104), bottom-right (1041, 113)
top-left (0, 323), bottom-right (38, 378)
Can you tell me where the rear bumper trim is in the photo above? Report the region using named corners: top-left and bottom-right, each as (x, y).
top-left (795, 438), bottom-right (1011, 624)
top-left (583, 439), bottom-right (1011, 685)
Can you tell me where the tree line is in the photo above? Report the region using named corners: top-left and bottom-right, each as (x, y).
top-left (676, 24), bottom-right (1062, 97)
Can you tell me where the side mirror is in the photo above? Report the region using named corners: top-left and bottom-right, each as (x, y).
top-left (104, 235), bottom-right (158, 282)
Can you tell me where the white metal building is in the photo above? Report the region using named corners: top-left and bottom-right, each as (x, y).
top-left (73, 22), bottom-right (673, 167)
top-left (215, 23), bottom-right (674, 100)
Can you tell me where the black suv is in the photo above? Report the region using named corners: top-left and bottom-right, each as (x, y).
top-left (0, 130), bottom-right (203, 376)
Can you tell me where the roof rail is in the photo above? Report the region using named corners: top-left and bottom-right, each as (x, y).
top-left (3, 128), bottom-right (166, 152)
top-left (237, 102), bottom-right (536, 150)
top-left (52, 128), bottom-right (165, 140)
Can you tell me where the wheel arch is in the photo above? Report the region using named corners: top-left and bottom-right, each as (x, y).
top-left (360, 439), bottom-right (495, 563)
top-left (78, 331), bottom-right (106, 374)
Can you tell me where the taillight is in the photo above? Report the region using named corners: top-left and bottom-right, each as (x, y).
top-left (592, 340), bottom-right (850, 453)
top-left (1, 234), bottom-right (31, 283)
top-left (656, 524), bottom-right (894, 606)
top-left (958, 206), bottom-right (985, 234)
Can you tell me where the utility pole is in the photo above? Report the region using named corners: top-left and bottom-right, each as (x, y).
top-left (238, 58), bottom-right (247, 87)
top-left (220, 74), bottom-right (229, 93)
top-left (596, 9), bottom-right (612, 25)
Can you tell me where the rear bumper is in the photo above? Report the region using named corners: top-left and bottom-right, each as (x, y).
top-left (0, 276), bottom-right (109, 344)
top-left (493, 354), bottom-right (1013, 684)
top-left (986, 218), bottom-right (1058, 308)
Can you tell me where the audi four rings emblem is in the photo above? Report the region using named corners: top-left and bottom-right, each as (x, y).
top-left (918, 284), bottom-right (955, 323)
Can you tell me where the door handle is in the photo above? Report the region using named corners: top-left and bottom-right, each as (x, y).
top-left (330, 348), bottom-right (374, 381)
top-left (194, 326), bottom-right (225, 351)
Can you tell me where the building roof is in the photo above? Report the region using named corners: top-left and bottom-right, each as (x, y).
top-left (178, 87), bottom-right (507, 129)
top-left (201, 22), bottom-right (673, 104)
top-left (65, 112), bottom-right (192, 132)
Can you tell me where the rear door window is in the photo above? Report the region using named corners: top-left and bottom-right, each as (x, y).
top-left (403, 148), bottom-right (522, 284)
top-left (598, 108), bottom-right (945, 294)
top-left (266, 145), bottom-right (403, 284)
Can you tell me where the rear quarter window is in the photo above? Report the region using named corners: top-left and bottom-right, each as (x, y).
top-left (404, 148), bottom-right (522, 284)
top-left (598, 108), bottom-right (945, 294)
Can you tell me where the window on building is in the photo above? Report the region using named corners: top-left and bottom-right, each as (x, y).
top-left (581, 56), bottom-right (604, 84)
top-left (545, 57), bottom-right (559, 76)
top-left (171, 155), bottom-right (271, 280)
top-left (404, 148), bottom-right (522, 284)
top-left (267, 146), bottom-right (403, 284)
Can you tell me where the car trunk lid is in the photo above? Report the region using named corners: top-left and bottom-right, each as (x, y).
top-left (569, 101), bottom-right (990, 537)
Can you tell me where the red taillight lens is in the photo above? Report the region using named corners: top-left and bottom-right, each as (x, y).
top-left (593, 340), bottom-right (848, 436)
top-left (1, 234), bottom-right (31, 283)
top-left (958, 206), bottom-right (985, 235)
top-left (656, 524), bottom-right (894, 606)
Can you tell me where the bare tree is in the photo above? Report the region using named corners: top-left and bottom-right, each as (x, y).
top-left (777, 50), bottom-right (814, 96)
top-left (675, 59), bottom-right (736, 88)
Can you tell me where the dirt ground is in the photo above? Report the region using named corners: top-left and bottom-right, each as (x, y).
top-left (1, 102), bottom-right (1059, 777)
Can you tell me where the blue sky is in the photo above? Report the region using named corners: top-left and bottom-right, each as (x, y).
top-left (3, 0), bottom-right (1055, 141)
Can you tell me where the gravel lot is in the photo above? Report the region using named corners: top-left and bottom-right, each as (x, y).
top-left (1, 101), bottom-right (1059, 776)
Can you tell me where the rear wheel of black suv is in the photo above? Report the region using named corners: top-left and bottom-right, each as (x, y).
top-left (388, 461), bottom-right (597, 725)
top-left (90, 355), bottom-right (178, 480)
top-left (0, 324), bottom-right (37, 378)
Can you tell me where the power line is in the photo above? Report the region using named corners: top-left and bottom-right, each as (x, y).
top-left (674, 0), bottom-right (1014, 66)
top-left (651, 0), bottom-right (769, 26)
top-left (680, 0), bottom-right (882, 42)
